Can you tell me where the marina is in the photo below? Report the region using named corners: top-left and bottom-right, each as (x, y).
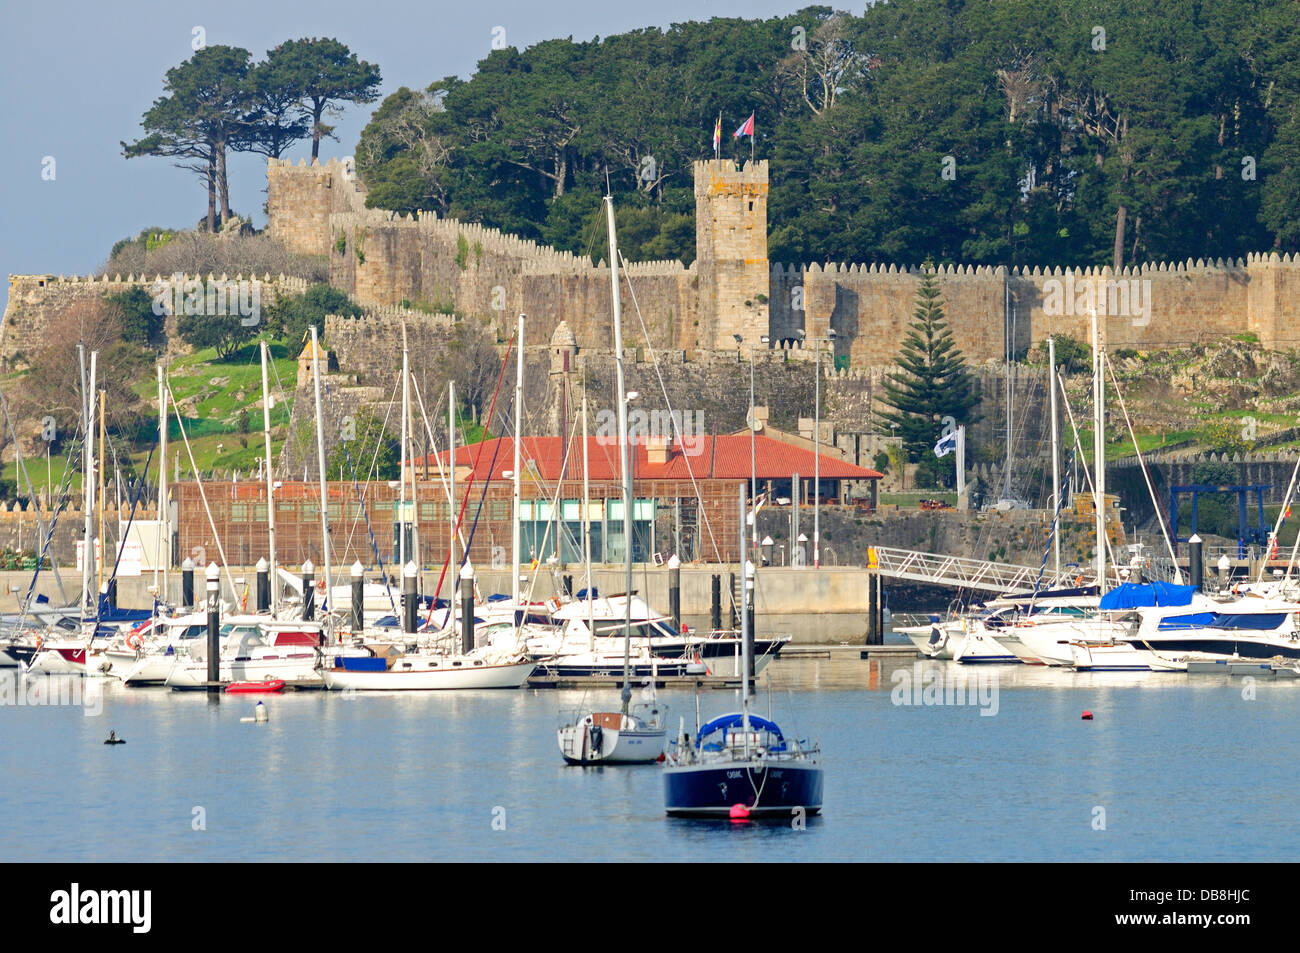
top-left (4, 652), bottom-right (1300, 862)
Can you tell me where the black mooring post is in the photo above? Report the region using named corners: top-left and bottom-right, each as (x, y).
top-left (403, 562), bottom-right (418, 634)
top-left (205, 563), bottom-right (220, 690)
top-left (1189, 534), bottom-right (1204, 590)
top-left (302, 560), bottom-right (315, 621)
top-left (710, 574), bottom-right (721, 632)
top-left (351, 561), bottom-right (365, 631)
top-left (181, 557), bottom-right (195, 610)
top-left (867, 570), bottom-right (878, 644)
top-left (460, 563), bottom-right (475, 654)
top-left (256, 557), bottom-right (270, 612)
top-left (668, 555), bottom-right (681, 630)
top-left (728, 571), bottom-right (738, 630)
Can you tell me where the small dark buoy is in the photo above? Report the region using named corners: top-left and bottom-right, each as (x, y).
top-left (1081, 711), bottom-right (1094, 720)
top-left (104, 730), bottom-right (126, 745)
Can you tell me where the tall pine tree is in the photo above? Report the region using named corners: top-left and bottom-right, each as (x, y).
top-left (876, 265), bottom-right (981, 463)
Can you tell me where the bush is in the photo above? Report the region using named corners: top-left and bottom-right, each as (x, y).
top-left (266, 283), bottom-right (364, 345)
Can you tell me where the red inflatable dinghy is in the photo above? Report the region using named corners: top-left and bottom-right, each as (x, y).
top-left (225, 680), bottom-right (285, 694)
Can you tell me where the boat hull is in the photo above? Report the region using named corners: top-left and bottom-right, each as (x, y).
top-left (558, 723), bottom-right (666, 765)
top-left (322, 660), bottom-right (535, 691)
top-left (664, 759), bottom-right (823, 817)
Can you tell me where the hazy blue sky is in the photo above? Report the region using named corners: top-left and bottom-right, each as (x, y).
top-left (0, 0), bottom-right (810, 311)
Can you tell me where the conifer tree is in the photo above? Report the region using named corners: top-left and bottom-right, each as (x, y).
top-left (876, 265), bottom-right (980, 462)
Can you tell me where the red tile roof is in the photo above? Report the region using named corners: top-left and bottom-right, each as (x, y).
top-left (413, 434), bottom-right (882, 483)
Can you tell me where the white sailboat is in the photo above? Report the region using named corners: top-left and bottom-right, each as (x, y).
top-left (557, 192), bottom-right (666, 764)
top-left (322, 324), bottom-right (534, 691)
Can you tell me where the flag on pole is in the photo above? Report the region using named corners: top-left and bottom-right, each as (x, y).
top-left (934, 430), bottom-right (958, 458)
top-left (733, 112), bottom-right (755, 138)
top-left (713, 114), bottom-right (721, 156)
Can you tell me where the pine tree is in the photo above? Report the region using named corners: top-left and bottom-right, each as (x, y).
top-left (876, 265), bottom-right (981, 462)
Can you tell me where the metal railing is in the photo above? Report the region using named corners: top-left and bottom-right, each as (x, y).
top-left (869, 546), bottom-right (1082, 594)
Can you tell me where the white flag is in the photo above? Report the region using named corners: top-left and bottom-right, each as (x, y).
top-left (934, 431), bottom-right (958, 458)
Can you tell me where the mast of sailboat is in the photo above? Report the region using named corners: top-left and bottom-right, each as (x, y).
top-left (582, 395), bottom-right (594, 654)
top-left (1091, 309), bottom-right (1106, 594)
top-left (97, 387), bottom-right (106, 603)
top-left (448, 380), bottom-right (456, 580)
top-left (740, 482), bottom-right (751, 755)
top-left (310, 326), bottom-right (333, 627)
top-left (1049, 336), bottom-right (1061, 577)
top-left (1005, 284), bottom-right (1014, 500)
top-left (79, 347), bottom-right (96, 615)
top-left (259, 341), bottom-right (278, 615)
top-left (400, 324), bottom-right (409, 572)
top-left (157, 364), bottom-right (168, 606)
top-left (511, 313), bottom-right (524, 615)
top-left (605, 193), bottom-right (634, 716)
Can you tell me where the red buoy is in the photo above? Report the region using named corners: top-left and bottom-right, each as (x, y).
top-left (729, 803), bottom-right (751, 821)
top-left (1081, 710), bottom-right (1093, 720)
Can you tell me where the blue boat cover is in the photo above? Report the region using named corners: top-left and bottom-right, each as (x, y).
top-left (95, 594), bottom-right (153, 622)
top-left (696, 713), bottom-right (784, 745)
top-left (1098, 581), bottom-right (1197, 610)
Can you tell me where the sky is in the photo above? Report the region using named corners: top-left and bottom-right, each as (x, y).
top-left (0, 0), bottom-right (811, 312)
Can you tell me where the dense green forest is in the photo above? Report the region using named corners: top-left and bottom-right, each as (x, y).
top-left (355, 0), bottom-right (1300, 270)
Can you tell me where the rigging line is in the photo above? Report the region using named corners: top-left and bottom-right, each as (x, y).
top-left (423, 331), bottom-right (516, 623)
top-left (19, 421), bottom-right (85, 620)
top-left (165, 380), bottom-right (238, 598)
top-left (0, 388), bottom-right (69, 605)
top-left (337, 437), bottom-right (398, 616)
top-left (1103, 353), bottom-right (1180, 574)
top-left (94, 438), bottom-right (158, 628)
top-left (1056, 367), bottom-right (1120, 581)
top-left (617, 248), bottom-right (726, 567)
top-left (411, 376), bottom-right (481, 567)
top-left (517, 404), bottom-right (582, 634)
top-left (326, 374), bottom-right (399, 570)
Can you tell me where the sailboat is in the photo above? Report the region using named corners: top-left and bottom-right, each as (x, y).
top-left (556, 192), bottom-right (667, 764)
top-left (663, 484), bottom-right (823, 817)
top-left (321, 323), bottom-right (535, 691)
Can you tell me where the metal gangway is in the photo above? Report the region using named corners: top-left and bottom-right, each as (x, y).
top-left (867, 546), bottom-right (1088, 595)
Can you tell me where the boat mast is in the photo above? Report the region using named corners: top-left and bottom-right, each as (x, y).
top-left (259, 341), bottom-right (278, 615)
top-left (1091, 309), bottom-right (1106, 594)
top-left (582, 395), bottom-right (594, 654)
top-left (400, 324), bottom-right (409, 572)
top-left (511, 313), bottom-right (524, 613)
top-left (605, 194), bottom-right (634, 716)
top-left (740, 482), bottom-right (750, 755)
top-left (1049, 336), bottom-right (1061, 577)
top-left (448, 380), bottom-right (456, 579)
top-left (97, 386), bottom-right (106, 602)
top-left (310, 326), bottom-right (333, 626)
top-left (157, 364), bottom-right (169, 606)
top-left (79, 348), bottom-right (96, 615)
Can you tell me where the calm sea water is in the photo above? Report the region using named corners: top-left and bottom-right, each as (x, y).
top-left (2, 657), bottom-right (1298, 862)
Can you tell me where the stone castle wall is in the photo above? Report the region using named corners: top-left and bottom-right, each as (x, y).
top-left (0, 272), bottom-right (304, 369)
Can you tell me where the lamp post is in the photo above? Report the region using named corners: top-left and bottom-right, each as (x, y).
top-left (797, 328), bottom-right (836, 568)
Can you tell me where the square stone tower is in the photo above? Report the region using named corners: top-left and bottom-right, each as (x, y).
top-left (694, 159), bottom-right (770, 350)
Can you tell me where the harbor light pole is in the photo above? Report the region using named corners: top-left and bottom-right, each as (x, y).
top-left (798, 328), bottom-right (836, 568)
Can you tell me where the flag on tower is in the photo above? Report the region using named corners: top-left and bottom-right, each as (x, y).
top-left (713, 114), bottom-right (721, 156)
top-left (734, 112), bottom-right (755, 138)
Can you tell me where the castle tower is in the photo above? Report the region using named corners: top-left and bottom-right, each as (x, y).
top-left (694, 159), bottom-right (770, 350)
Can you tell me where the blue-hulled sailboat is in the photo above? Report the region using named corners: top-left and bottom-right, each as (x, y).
top-left (663, 485), bottom-right (822, 818)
